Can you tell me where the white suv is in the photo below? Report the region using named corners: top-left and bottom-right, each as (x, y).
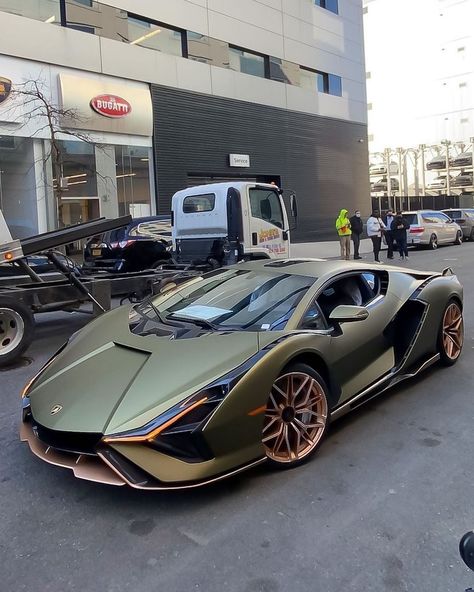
top-left (403, 210), bottom-right (463, 249)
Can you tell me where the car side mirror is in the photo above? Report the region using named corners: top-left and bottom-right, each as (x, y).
top-left (460, 532), bottom-right (474, 571)
top-left (329, 305), bottom-right (369, 323)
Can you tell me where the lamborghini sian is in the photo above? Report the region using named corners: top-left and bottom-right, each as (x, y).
top-left (20, 259), bottom-right (464, 490)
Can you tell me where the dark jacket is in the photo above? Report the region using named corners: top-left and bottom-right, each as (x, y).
top-left (349, 215), bottom-right (363, 236)
top-left (391, 217), bottom-right (409, 241)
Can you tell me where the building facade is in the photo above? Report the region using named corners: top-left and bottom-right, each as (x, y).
top-left (0, 0), bottom-right (368, 242)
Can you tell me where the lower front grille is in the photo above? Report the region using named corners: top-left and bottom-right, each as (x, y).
top-left (31, 418), bottom-right (102, 456)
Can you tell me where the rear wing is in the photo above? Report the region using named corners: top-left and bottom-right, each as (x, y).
top-left (0, 209), bottom-right (23, 264)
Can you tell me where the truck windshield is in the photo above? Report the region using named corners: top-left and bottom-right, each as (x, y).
top-left (143, 269), bottom-right (316, 331)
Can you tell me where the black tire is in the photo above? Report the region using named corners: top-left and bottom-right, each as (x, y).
top-left (438, 299), bottom-right (463, 367)
top-left (263, 363), bottom-right (330, 469)
top-left (0, 298), bottom-right (35, 367)
top-left (429, 234), bottom-right (438, 250)
top-left (151, 259), bottom-right (169, 269)
top-left (454, 231), bottom-right (463, 245)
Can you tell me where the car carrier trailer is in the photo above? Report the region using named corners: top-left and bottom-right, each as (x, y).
top-left (0, 213), bottom-right (202, 368)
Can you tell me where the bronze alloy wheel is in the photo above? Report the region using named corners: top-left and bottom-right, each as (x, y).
top-left (441, 301), bottom-right (463, 363)
top-left (263, 367), bottom-right (328, 465)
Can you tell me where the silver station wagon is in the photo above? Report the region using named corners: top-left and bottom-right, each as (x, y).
top-left (403, 210), bottom-right (463, 249)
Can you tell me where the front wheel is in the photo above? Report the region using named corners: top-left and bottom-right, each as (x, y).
top-left (429, 234), bottom-right (438, 250)
top-left (438, 299), bottom-right (463, 366)
top-left (263, 363), bottom-right (329, 468)
top-left (0, 298), bottom-right (35, 367)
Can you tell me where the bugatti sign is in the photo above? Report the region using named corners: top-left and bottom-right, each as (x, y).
top-left (0, 77), bottom-right (12, 105)
top-left (90, 94), bottom-right (132, 118)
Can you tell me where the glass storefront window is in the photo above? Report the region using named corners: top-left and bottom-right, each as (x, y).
top-left (228, 47), bottom-right (266, 78)
top-left (115, 146), bottom-right (153, 217)
top-left (187, 32), bottom-right (230, 68)
top-left (127, 15), bottom-right (183, 55)
top-left (0, 137), bottom-right (39, 238)
top-left (0, 0), bottom-right (60, 24)
top-left (56, 141), bottom-right (98, 234)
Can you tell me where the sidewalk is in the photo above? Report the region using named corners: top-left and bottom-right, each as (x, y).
top-left (292, 238), bottom-right (373, 259)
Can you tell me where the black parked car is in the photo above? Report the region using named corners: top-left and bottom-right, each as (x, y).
top-left (83, 216), bottom-right (172, 273)
top-left (452, 151), bottom-right (473, 168)
top-left (0, 254), bottom-right (80, 278)
top-left (426, 154), bottom-right (451, 170)
top-left (452, 172), bottom-right (473, 187)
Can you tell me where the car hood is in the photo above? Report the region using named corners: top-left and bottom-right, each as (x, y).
top-left (27, 306), bottom-right (260, 435)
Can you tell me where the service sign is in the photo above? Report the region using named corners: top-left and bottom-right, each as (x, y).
top-left (90, 94), bottom-right (132, 118)
top-left (0, 77), bottom-right (12, 105)
top-left (229, 154), bottom-right (251, 168)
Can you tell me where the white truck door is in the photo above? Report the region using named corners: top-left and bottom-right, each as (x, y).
top-left (243, 186), bottom-right (290, 259)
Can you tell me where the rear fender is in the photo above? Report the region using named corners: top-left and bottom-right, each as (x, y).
top-left (402, 274), bottom-right (462, 367)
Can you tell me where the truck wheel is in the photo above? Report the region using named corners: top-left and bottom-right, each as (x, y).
top-left (0, 298), bottom-right (35, 367)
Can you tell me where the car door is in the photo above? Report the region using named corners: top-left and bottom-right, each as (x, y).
top-left (436, 212), bottom-right (456, 242)
top-left (301, 271), bottom-right (396, 401)
top-left (246, 187), bottom-right (290, 259)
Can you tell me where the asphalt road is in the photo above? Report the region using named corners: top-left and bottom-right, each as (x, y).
top-left (1, 244), bottom-right (474, 592)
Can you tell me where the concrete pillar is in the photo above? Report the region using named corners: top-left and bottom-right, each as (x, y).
top-left (95, 145), bottom-right (118, 219)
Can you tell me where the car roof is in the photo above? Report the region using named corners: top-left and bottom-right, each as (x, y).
top-left (231, 258), bottom-right (402, 278)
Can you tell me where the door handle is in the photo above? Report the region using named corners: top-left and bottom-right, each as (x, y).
top-left (252, 232), bottom-right (258, 246)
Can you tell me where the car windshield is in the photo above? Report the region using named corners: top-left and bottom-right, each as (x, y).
top-left (141, 269), bottom-right (316, 331)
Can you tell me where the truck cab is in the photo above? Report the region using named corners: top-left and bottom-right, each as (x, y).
top-left (172, 182), bottom-right (296, 267)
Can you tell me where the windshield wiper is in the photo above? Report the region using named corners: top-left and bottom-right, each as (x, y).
top-left (168, 315), bottom-right (219, 331)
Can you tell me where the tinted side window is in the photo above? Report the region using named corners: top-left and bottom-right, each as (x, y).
top-left (316, 274), bottom-right (380, 325)
top-left (446, 210), bottom-right (461, 219)
top-left (183, 194), bottom-right (215, 213)
top-left (249, 189), bottom-right (284, 229)
top-left (422, 214), bottom-right (440, 224)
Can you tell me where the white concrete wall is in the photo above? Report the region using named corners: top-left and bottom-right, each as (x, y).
top-left (0, 0), bottom-right (367, 124)
top-left (364, 0), bottom-right (474, 150)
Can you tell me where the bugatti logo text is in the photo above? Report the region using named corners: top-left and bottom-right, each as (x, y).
top-left (50, 404), bottom-right (63, 415)
top-left (90, 94), bottom-right (132, 118)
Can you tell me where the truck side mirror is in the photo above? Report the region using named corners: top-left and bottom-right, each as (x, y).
top-left (290, 194), bottom-right (298, 219)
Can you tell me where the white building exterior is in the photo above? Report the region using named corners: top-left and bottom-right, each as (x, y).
top-left (0, 0), bottom-right (368, 241)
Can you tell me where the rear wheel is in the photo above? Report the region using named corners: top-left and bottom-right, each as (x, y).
top-left (151, 259), bottom-right (169, 269)
top-left (429, 234), bottom-right (438, 250)
top-left (0, 298), bottom-right (35, 367)
top-left (263, 363), bottom-right (329, 468)
top-left (454, 231), bottom-right (463, 245)
top-left (438, 299), bottom-right (463, 366)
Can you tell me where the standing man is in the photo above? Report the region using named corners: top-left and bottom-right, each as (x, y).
top-left (391, 212), bottom-right (409, 260)
top-left (384, 209), bottom-right (395, 260)
top-left (350, 210), bottom-right (363, 260)
top-left (366, 209), bottom-right (386, 263)
top-left (335, 209), bottom-right (352, 260)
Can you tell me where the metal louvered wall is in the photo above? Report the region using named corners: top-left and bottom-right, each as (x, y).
top-left (151, 85), bottom-right (370, 242)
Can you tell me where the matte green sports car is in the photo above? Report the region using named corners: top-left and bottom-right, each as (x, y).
top-left (21, 259), bottom-right (463, 490)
